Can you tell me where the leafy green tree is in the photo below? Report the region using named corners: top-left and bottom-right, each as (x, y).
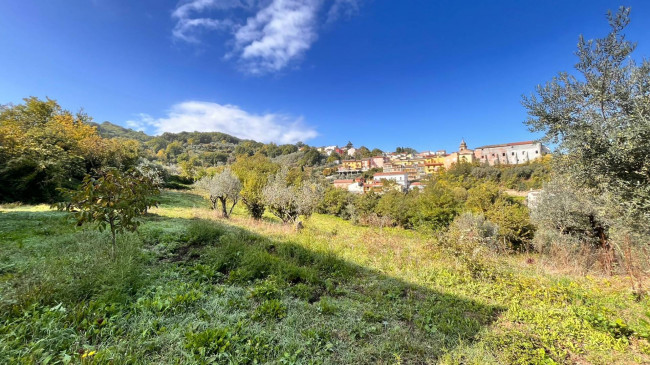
top-left (299, 147), bottom-right (322, 167)
top-left (318, 187), bottom-right (353, 217)
top-left (326, 152), bottom-right (342, 164)
top-left (234, 140), bottom-right (264, 156)
top-left (165, 141), bottom-right (183, 160)
top-left (375, 190), bottom-right (415, 227)
top-left (354, 146), bottom-right (372, 159)
top-left (411, 183), bottom-right (462, 230)
top-left (58, 168), bottom-right (160, 258)
top-left (523, 8), bottom-right (650, 246)
top-left (0, 98), bottom-right (99, 202)
top-left (280, 144), bottom-right (298, 155)
top-left (231, 153), bottom-right (279, 219)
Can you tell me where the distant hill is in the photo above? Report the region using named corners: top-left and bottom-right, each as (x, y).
top-left (90, 121), bottom-right (151, 142)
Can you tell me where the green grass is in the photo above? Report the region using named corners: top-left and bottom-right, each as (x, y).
top-left (1, 190), bottom-right (649, 364)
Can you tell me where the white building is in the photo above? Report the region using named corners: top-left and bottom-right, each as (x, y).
top-left (347, 181), bottom-right (365, 194)
top-left (347, 147), bottom-right (357, 157)
top-left (474, 141), bottom-right (549, 165)
top-left (323, 145), bottom-right (338, 156)
top-left (373, 171), bottom-right (408, 187)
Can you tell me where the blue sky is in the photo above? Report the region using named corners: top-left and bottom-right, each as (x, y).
top-left (1, 1), bottom-right (649, 152)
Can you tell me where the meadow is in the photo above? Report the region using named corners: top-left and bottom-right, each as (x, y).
top-left (1, 190), bottom-right (649, 364)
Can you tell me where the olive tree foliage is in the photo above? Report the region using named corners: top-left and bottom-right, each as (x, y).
top-left (262, 168), bottom-right (325, 223)
top-left (531, 179), bottom-right (608, 252)
top-left (195, 168), bottom-right (242, 218)
top-left (523, 7), bottom-right (650, 238)
top-left (58, 167), bottom-right (161, 258)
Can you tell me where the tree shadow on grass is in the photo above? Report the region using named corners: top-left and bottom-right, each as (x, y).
top-left (162, 217), bottom-right (504, 363)
top-left (0, 209), bottom-right (503, 363)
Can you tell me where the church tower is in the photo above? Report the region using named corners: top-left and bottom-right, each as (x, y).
top-left (459, 139), bottom-right (467, 151)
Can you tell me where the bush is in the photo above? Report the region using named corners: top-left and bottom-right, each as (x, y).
top-left (411, 184), bottom-right (462, 231)
top-left (318, 187), bottom-right (353, 218)
top-left (445, 212), bottom-right (501, 277)
top-left (375, 190), bottom-right (415, 227)
top-left (486, 198), bottom-right (535, 249)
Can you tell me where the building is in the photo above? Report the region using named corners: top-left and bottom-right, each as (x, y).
top-left (333, 179), bottom-right (355, 189)
top-left (409, 182), bottom-right (427, 190)
top-left (444, 139), bottom-right (477, 169)
top-left (369, 156), bottom-right (388, 169)
top-left (347, 147), bottom-right (357, 157)
top-left (373, 171), bottom-right (409, 188)
top-left (333, 178), bottom-right (365, 193)
top-left (347, 181), bottom-right (365, 194)
top-left (424, 163), bottom-right (443, 174)
top-left (474, 141), bottom-right (549, 165)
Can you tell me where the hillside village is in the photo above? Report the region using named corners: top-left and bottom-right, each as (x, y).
top-left (323, 139), bottom-right (550, 193)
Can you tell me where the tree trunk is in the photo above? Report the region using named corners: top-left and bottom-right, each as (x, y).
top-left (590, 214), bottom-right (612, 275)
top-left (220, 197), bottom-right (229, 218)
top-left (110, 220), bottom-right (116, 260)
top-left (228, 199), bottom-right (238, 217)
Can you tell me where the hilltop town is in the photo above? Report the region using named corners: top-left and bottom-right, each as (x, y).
top-left (321, 139), bottom-right (550, 193)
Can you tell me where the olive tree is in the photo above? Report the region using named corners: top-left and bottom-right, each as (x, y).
top-left (262, 168), bottom-right (324, 223)
top-left (523, 7), bottom-right (650, 246)
top-left (196, 168), bottom-right (242, 218)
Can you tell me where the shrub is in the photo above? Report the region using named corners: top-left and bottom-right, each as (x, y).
top-left (445, 212), bottom-right (501, 277)
top-left (318, 187), bottom-right (353, 218)
top-left (486, 198), bottom-right (535, 249)
top-left (375, 190), bottom-right (414, 227)
top-left (411, 183), bottom-right (462, 231)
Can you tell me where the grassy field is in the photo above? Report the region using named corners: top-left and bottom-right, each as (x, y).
top-left (1, 190), bottom-right (649, 364)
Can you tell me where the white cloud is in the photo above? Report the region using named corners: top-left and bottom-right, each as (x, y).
top-left (125, 113), bottom-right (154, 131)
top-left (127, 101), bottom-right (317, 144)
top-left (326, 0), bottom-right (360, 23)
top-left (233, 0), bottom-right (321, 74)
top-left (171, 0), bottom-right (361, 74)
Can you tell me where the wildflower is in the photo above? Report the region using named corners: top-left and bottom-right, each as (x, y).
top-left (81, 350), bottom-right (96, 358)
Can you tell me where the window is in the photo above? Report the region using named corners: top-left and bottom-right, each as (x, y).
top-left (502, 153), bottom-right (505, 156)
top-left (535, 150), bottom-right (538, 154)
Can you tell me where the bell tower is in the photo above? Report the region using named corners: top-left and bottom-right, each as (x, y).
top-left (459, 139), bottom-right (467, 151)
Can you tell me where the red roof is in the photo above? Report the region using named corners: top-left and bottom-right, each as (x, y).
top-left (475, 141), bottom-right (537, 149)
top-left (374, 172), bottom-right (407, 177)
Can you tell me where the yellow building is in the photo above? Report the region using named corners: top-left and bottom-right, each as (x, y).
top-left (444, 139), bottom-right (477, 169)
top-left (341, 160), bottom-right (363, 170)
